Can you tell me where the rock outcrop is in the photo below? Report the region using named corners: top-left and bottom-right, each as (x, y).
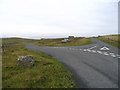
top-left (17, 55), bottom-right (34, 67)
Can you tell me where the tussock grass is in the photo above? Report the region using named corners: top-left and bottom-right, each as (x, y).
top-left (2, 39), bottom-right (76, 88)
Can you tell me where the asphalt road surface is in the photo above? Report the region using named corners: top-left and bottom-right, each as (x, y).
top-left (25, 38), bottom-right (119, 88)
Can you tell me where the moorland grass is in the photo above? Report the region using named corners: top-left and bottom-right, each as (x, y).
top-left (2, 39), bottom-right (76, 88)
top-left (97, 34), bottom-right (120, 48)
top-left (2, 37), bottom-right (92, 88)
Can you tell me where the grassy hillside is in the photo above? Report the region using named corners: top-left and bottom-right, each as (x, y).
top-left (97, 34), bottom-right (120, 48)
top-left (2, 38), bottom-right (76, 88)
top-left (33, 37), bottom-right (92, 46)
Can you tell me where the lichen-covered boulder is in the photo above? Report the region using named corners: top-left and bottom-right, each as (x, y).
top-left (17, 55), bottom-right (34, 67)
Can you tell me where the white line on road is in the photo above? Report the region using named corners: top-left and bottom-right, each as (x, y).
top-left (103, 52), bottom-right (109, 56)
top-left (109, 53), bottom-right (114, 55)
top-left (87, 49), bottom-right (91, 52)
top-left (100, 46), bottom-right (110, 51)
top-left (97, 51), bottom-right (102, 54)
top-left (56, 46), bottom-right (119, 59)
top-left (91, 50), bottom-right (96, 53)
top-left (116, 54), bottom-right (120, 57)
top-left (89, 46), bottom-right (97, 49)
top-left (83, 49), bottom-right (87, 51)
top-left (118, 57), bottom-right (120, 58)
top-left (111, 54), bottom-right (116, 57)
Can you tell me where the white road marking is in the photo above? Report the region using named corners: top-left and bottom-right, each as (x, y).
top-left (111, 54), bottom-right (116, 57)
top-left (116, 54), bottom-right (120, 58)
top-left (89, 46), bottom-right (97, 49)
top-left (83, 49), bottom-right (87, 51)
top-left (100, 46), bottom-right (110, 51)
top-left (91, 50), bottom-right (96, 53)
top-left (87, 49), bottom-right (91, 52)
top-left (53, 46), bottom-right (119, 59)
top-left (109, 53), bottom-right (114, 55)
top-left (103, 52), bottom-right (109, 56)
top-left (97, 51), bottom-right (102, 54)
top-left (116, 54), bottom-right (120, 57)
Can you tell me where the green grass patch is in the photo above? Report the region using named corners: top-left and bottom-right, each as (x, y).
top-left (97, 34), bottom-right (120, 48)
top-left (2, 39), bottom-right (76, 88)
top-left (33, 37), bottom-right (92, 46)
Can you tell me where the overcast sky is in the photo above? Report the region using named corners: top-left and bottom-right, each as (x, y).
top-left (0, 0), bottom-right (119, 39)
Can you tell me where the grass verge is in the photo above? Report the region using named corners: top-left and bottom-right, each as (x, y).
top-left (2, 38), bottom-right (76, 88)
top-left (97, 34), bottom-right (120, 48)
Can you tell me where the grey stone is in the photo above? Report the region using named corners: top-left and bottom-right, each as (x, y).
top-left (17, 55), bottom-right (34, 67)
